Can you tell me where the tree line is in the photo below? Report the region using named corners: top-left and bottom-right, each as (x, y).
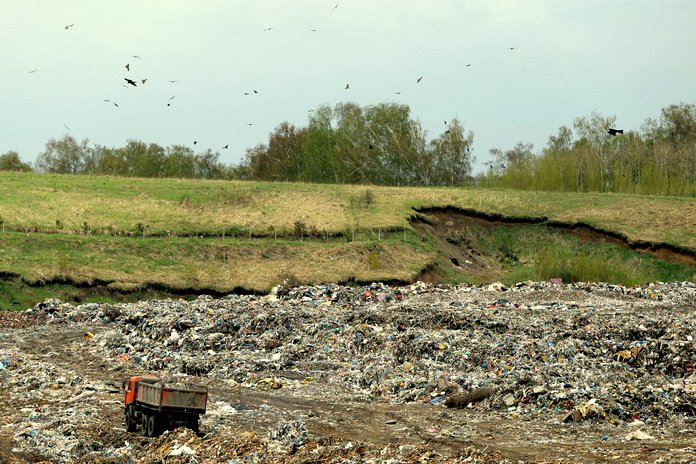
top-left (17, 138), bottom-right (235, 179)
top-left (0, 102), bottom-right (472, 186)
top-left (1, 101), bottom-right (694, 196)
top-left (480, 103), bottom-right (696, 196)
top-left (237, 102), bottom-right (474, 186)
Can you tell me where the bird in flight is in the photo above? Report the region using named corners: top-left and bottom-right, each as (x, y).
top-left (345, 84), bottom-right (350, 90)
top-left (607, 128), bottom-right (624, 136)
top-left (28, 69), bottom-right (38, 74)
top-left (310, 28), bottom-right (318, 32)
top-left (417, 76), bottom-right (423, 83)
top-left (65, 24), bottom-right (75, 30)
top-left (169, 95), bottom-right (176, 100)
top-left (264, 27), bottom-right (273, 31)
top-left (247, 123), bottom-right (254, 126)
top-left (222, 144), bottom-right (229, 149)
top-left (125, 78), bottom-right (137, 86)
top-left (193, 141), bottom-right (198, 145)
top-left (131, 55), bottom-right (141, 59)
top-left (168, 80), bottom-right (177, 83)
top-left (332, 3), bottom-right (339, 10)
top-left (465, 64), bottom-right (471, 67)
top-left (113, 102), bottom-right (119, 107)
top-left (141, 79), bottom-right (147, 84)
top-left (125, 63), bottom-right (130, 71)
top-left (253, 89), bottom-right (259, 94)
top-left (508, 47), bottom-right (516, 50)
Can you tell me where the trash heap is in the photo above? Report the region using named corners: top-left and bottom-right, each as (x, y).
top-left (27, 281), bottom-right (696, 423)
top-left (96, 425), bottom-right (508, 464)
top-left (2, 280), bottom-right (694, 462)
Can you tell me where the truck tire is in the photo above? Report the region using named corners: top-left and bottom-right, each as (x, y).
top-left (125, 407), bottom-right (137, 432)
top-left (146, 414), bottom-right (157, 437)
top-left (188, 415), bottom-right (200, 433)
top-left (141, 413), bottom-right (150, 436)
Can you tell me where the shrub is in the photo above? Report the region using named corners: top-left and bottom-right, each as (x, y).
top-left (276, 269), bottom-right (301, 288)
top-left (135, 223), bottom-right (148, 237)
top-left (293, 221), bottom-right (306, 241)
top-left (366, 250), bottom-right (381, 270)
top-left (350, 189), bottom-right (376, 209)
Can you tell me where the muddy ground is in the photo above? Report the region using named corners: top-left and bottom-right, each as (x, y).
top-left (0, 281), bottom-right (694, 464)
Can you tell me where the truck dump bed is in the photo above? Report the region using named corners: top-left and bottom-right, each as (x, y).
top-left (136, 381), bottom-right (208, 412)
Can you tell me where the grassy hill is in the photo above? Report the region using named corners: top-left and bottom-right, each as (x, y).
top-left (0, 171), bottom-right (694, 309)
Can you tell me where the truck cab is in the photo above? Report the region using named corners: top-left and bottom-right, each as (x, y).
top-left (124, 375), bottom-right (160, 408)
top-left (123, 374), bottom-right (207, 437)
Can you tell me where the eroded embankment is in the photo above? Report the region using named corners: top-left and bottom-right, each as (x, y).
top-left (2, 206), bottom-right (694, 310)
top-left (0, 272), bottom-right (262, 311)
top-left (0, 270), bottom-right (411, 311)
top-left (411, 206), bottom-right (696, 267)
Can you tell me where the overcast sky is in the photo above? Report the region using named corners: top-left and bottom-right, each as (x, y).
top-left (2, 1), bottom-right (695, 173)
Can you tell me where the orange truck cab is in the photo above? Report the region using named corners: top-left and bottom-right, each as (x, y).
top-left (124, 375), bottom-right (160, 408)
top-left (123, 374), bottom-right (208, 437)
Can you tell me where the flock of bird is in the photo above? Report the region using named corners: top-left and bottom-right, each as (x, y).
top-left (27, 4), bottom-right (623, 158)
top-left (35, 21), bottom-right (253, 151)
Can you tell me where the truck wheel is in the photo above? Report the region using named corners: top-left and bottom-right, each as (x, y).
top-left (188, 416), bottom-right (199, 433)
top-left (125, 407), bottom-right (137, 432)
top-left (141, 413), bottom-right (150, 436)
top-left (146, 414), bottom-right (157, 437)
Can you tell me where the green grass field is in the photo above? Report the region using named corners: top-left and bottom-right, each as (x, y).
top-left (2, 172), bottom-right (695, 245)
top-left (1, 171), bottom-right (694, 310)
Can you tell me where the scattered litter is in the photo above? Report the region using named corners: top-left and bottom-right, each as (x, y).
top-left (1, 280), bottom-right (694, 462)
top-left (625, 430), bottom-right (655, 441)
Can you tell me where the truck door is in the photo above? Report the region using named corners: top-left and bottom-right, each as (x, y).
top-left (124, 376), bottom-right (140, 407)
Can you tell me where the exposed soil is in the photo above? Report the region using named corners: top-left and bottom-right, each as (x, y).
top-left (410, 207), bottom-right (696, 283)
top-left (411, 207), bottom-right (696, 266)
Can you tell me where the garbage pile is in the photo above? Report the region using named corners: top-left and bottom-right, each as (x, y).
top-left (88, 425), bottom-right (508, 464)
top-left (1, 280), bottom-right (694, 462)
top-left (26, 281), bottom-right (696, 422)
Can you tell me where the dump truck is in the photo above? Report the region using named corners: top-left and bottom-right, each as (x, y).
top-left (123, 375), bottom-right (208, 437)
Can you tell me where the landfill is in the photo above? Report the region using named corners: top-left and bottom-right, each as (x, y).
top-left (0, 280), bottom-right (694, 463)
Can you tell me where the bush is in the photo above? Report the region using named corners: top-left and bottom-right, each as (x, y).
top-left (534, 247), bottom-right (642, 285)
top-left (350, 190), bottom-right (376, 209)
top-left (366, 250), bottom-right (381, 270)
top-left (293, 221), bottom-right (306, 241)
top-left (276, 269), bottom-right (301, 288)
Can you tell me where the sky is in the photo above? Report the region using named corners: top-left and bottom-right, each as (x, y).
top-left (2, 1), bottom-right (695, 174)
